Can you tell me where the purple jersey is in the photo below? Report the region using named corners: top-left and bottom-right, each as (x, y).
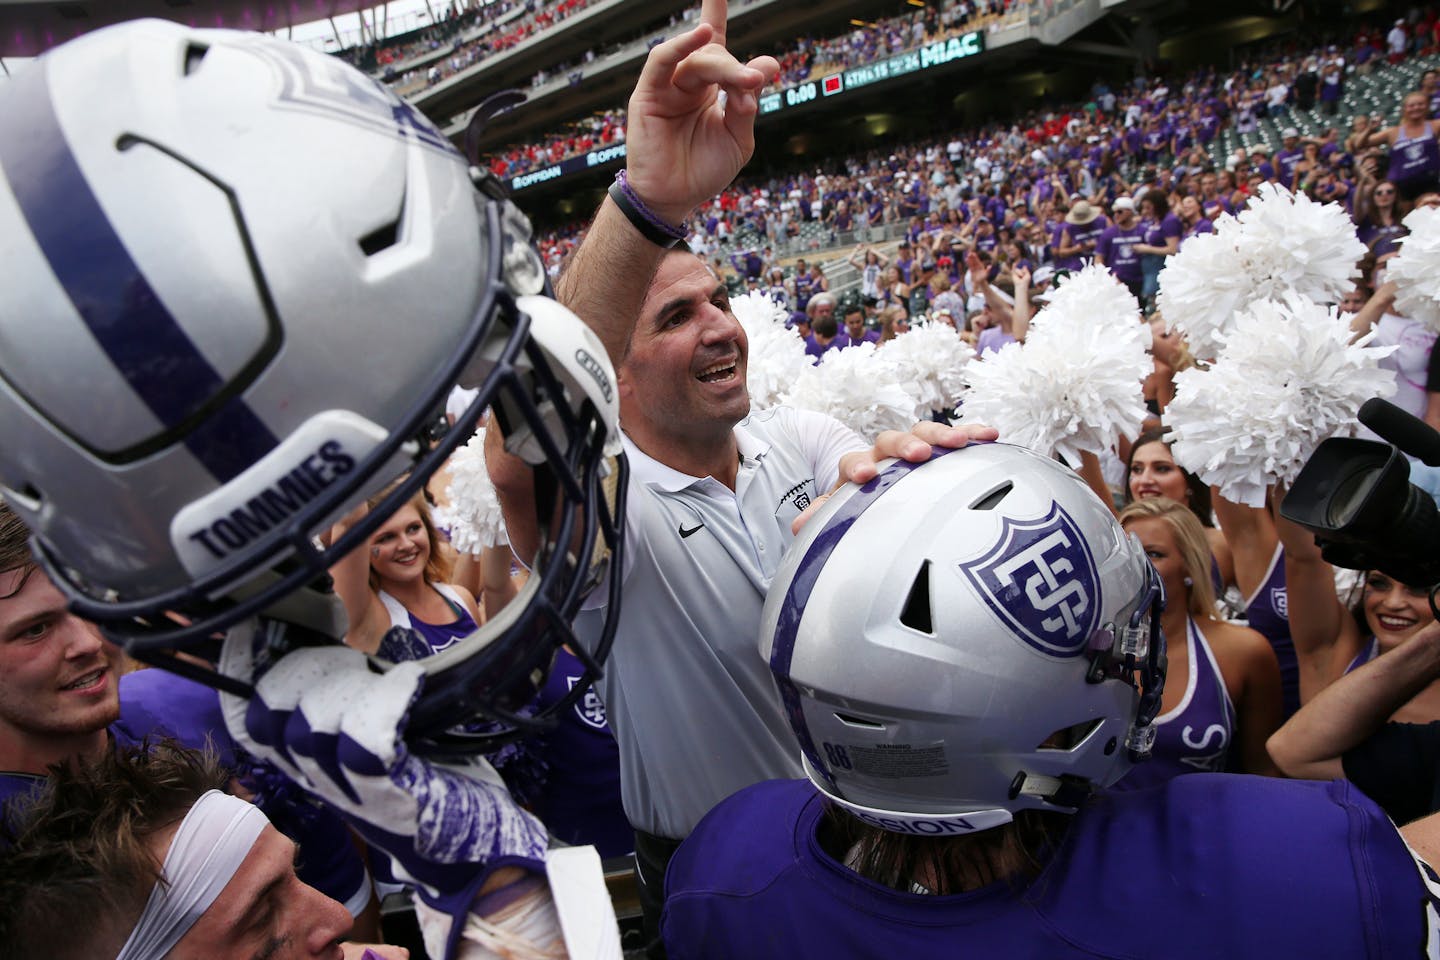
top-left (1244, 544), bottom-right (1299, 718)
top-left (1275, 147), bottom-right (1304, 185)
top-left (532, 647), bottom-right (630, 859)
top-left (1055, 216), bottom-right (1108, 272)
top-left (1182, 217), bottom-right (1215, 241)
top-left (1345, 637), bottom-right (1382, 675)
top-left (1358, 221), bottom-right (1410, 258)
top-left (1097, 222), bottom-right (1147, 283)
top-left (793, 274), bottom-right (816, 311)
top-left (1110, 619), bottom-right (1235, 791)
top-left (804, 334), bottom-right (842, 362)
top-left (976, 326), bottom-right (1016, 357)
top-left (663, 776), bottom-right (1436, 959)
top-left (0, 770), bottom-right (43, 813)
top-left (1201, 195), bottom-right (1229, 221)
top-left (1143, 211), bottom-right (1183, 250)
top-left (1390, 124), bottom-right (1440, 190)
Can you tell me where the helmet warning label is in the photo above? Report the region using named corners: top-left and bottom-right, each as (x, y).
top-left (847, 743), bottom-right (949, 779)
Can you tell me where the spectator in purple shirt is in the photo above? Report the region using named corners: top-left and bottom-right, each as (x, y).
top-left (973, 302), bottom-right (1015, 356)
top-left (1275, 128), bottom-right (1305, 185)
top-left (1135, 190), bottom-right (1181, 305)
top-left (1178, 195), bottom-right (1215, 243)
top-left (1055, 200), bottom-right (1107, 271)
top-left (1250, 144), bottom-right (1278, 182)
top-left (841, 305), bottom-right (880, 347)
top-left (804, 293), bottom-right (844, 362)
top-left (1095, 196), bottom-right (1148, 301)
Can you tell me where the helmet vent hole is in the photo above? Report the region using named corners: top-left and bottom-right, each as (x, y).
top-left (359, 217), bottom-right (403, 256)
top-left (183, 43), bottom-right (209, 76)
top-left (899, 561), bottom-right (933, 635)
top-left (1038, 717), bottom-right (1103, 751)
top-left (969, 481), bottom-right (1013, 511)
top-left (5, 484), bottom-right (43, 511)
top-left (834, 712), bottom-right (885, 730)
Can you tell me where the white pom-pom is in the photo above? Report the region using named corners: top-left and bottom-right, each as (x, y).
top-left (958, 311), bottom-right (1150, 463)
top-left (1154, 221), bottom-right (1251, 359)
top-left (1032, 262), bottom-right (1142, 333)
top-left (1166, 292), bottom-right (1398, 507)
top-left (433, 428), bottom-right (508, 553)
top-left (1159, 184), bottom-right (1364, 358)
top-left (1389, 206), bottom-right (1440, 333)
top-left (782, 342), bottom-right (916, 442)
top-left (880, 323), bottom-right (974, 419)
top-left (1232, 182), bottom-right (1366, 302)
top-left (729, 290), bottom-right (810, 411)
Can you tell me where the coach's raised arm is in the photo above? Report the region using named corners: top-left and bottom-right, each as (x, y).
top-left (554, 0), bottom-right (779, 364)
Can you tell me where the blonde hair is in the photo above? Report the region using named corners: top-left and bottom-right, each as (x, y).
top-left (1118, 497), bottom-right (1216, 618)
top-left (879, 305), bottom-right (907, 342)
top-left (1149, 311), bottom-right (1199, 372)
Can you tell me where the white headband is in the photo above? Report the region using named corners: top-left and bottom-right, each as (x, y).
top-left (114, 789), bottom-right (271, 960)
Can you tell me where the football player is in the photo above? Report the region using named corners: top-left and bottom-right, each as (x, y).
top-left (663, 444), bottom-right (1440, 958)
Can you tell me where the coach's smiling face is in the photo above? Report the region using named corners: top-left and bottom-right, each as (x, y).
top-left (619, 252), bottom-right (751, 473)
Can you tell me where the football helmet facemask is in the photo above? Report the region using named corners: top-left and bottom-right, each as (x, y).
top-left (0, 20), bottom-right (625, 753)
top-left (762, 443), bottom-right (1165, 834)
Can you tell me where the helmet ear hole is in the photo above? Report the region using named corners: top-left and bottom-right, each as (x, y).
top-left (1038, 717), bottom-right (1103, 752)
top-left (898, 560), bottom-right (934, 634)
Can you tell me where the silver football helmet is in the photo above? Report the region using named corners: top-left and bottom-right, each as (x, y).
top-left (0, 20), bottom-right (625, 752)
top-left (761, 443), bottom-right (1164, 834)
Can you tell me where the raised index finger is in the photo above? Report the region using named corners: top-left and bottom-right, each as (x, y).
top-left (699, 0), bottom-right (729, 47)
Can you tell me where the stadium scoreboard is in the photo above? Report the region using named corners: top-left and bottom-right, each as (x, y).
top-left (759, 31), bottom-right (985, 117)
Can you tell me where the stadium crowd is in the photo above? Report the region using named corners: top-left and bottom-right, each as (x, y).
top-left (5, 2), bottom-right (1440, 960)
top-left (358, 0), bottom-right (602, 93)
top-left (526, 13), bottom-right (1440, 318)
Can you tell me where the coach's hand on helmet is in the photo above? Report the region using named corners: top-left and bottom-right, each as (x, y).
top-left (625, 0), bottom-right (779, 225)
top-left (791, 423), bottom-right (1000, 534)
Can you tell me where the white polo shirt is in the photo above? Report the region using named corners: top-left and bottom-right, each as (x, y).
top-left (575, 406), bottom-right (866, 838)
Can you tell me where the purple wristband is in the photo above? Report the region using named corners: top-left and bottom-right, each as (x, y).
top-left (609, 169), bottom-right (687, 247)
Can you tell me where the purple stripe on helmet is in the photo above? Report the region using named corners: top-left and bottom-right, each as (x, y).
top-left (0, 61), bottom-right (278, 482)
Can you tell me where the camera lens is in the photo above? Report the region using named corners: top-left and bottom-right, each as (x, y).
top-left (1326, 467), bottom-right (1380, 528)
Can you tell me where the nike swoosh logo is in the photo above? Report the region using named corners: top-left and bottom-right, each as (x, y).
top-left (679, 523), bottom-right (704, 539)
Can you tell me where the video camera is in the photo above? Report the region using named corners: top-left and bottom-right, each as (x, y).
top-left (1280, 398), bottom-right (1440, 592)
